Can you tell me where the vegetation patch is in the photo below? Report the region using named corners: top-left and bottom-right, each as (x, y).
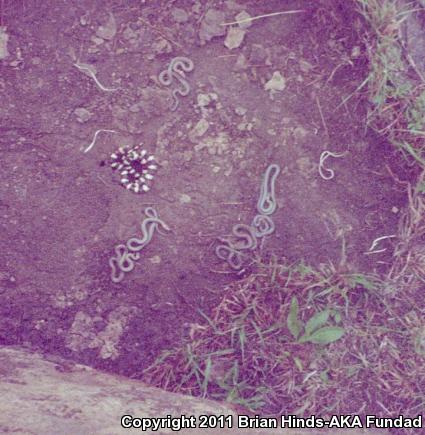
top-left (142, 0), bottom-right (425, 424)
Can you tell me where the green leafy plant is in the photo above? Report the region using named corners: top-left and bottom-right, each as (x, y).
top-left (287, 297), bottom-right (345, 344)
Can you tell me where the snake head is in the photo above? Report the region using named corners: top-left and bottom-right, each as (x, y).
top-left (160, 221), bottom-right (171, 232)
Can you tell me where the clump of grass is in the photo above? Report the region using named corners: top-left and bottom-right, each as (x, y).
top-left (142, 259), bottom-right (424, 418)
top-left (143, 261), bottom-right (388, 415)
top-left (389, 169), bottom-right (425, 286)
top-left (356, 0), bottom-right (425, 168)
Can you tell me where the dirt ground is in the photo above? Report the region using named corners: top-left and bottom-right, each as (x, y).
top-left (0, 0), bottom-right (409, 377)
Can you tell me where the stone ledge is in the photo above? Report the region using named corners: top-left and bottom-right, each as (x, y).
top-left (0, 346), bottom-right (386, 435)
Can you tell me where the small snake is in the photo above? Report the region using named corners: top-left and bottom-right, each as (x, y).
top-left (215, 164), bottom-right (281, 271)
top-left (215, 244), bottom-right (246, 270)
top-left (219, 224), bottom-right (258, 251)
top-left (158, 56), bottom-right (194, 111)
top-left (126, 207), bottom-right (170, 252)
top-left (251, 214), bottom-right (275, 237)
top-left (109, 208), bottom-right (169, 283)
top-left (109, 244), bottom-right (141, 284)
top-left (257, 164), bottom-right (281, 215)
top-left (215, 224), bottom-right (257, 270)
top-left (318, 151), bottom-right (347, 180)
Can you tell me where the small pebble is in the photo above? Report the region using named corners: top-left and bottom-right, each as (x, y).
top-left (179, 193), bottom-right (192, 204)
top-left (264, 71), bottom-right (286, 92)
top-left (0, 26), bottom-right (10, 59)
top-left (224, 26), bottom-right (246, 50)
top-left (149, 255), bottom-right (161, 265)
top-left (235, 10), bottom-right (252, 29)
top-left (234, 53), bottom-right (248, 70)
top-left (197, 93), bottom-right (217, 107)
top-left (191, 118), bottom-right (210, 137)
top-left (91, 36), bottom-right (104, 46)
top-left (96, 13), bottom-right (117, 40)
top-left (235, 106), bottom-right (247, 116)
top-left (199, 9), bottom-right (226, 43)
top-left (74, 107), bottom-right (92, 123)
top-left (293, 126), bottom-right (308, 140)
top-left (172, 7), bottom-right (189, 23)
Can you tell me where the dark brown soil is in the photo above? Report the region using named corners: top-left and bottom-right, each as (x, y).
top-left (0, 0), bottom-right (408, 377)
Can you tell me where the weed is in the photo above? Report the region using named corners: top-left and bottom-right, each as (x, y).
top-left (356, 0), bottom-right (425, 169)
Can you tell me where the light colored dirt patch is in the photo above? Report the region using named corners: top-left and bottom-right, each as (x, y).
top-left (66, 306), bottom-right (136, 360)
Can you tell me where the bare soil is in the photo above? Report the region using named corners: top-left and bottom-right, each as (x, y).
top-left (0, 0), bottom-right (409, 377)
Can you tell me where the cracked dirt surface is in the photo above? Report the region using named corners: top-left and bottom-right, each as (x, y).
top-left (0, 0), bottom-right (407, 375)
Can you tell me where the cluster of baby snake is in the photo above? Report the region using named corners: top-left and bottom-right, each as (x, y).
top-left (215, 164), bottom-right (281, 271)
top-left (109, 208), bottom-right (170, 283)
top-left (158, 56), bottom-right (194, 111)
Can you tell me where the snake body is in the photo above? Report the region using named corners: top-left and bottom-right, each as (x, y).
top-left (251, 214), bottom-right (275, 237)
top-left (215, 224), bottom-right (258, 270)
top-left (109, 244), bottom-right (141, 283)
top-left (127, 207), bottom-right (170, 252)
top-left (158, 57), bottom-right (194, 111)
top-left (318, 151), bottom-right (347, 180)
top-left (215, 164), bottom-right (281, 270)
top-left (257, 164), bottom-right (281, 215)
top-left (109, 208), bottom-right (169, 283)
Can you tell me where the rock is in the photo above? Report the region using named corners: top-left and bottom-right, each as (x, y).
top-left (197, 93), bottom-right (212, 107)
top-left (129, 103), bottom-right (140, 113)
top-left (3, 346), bottom-right (359, 435)
top-left (74, 108), bottom-right (92, 123)
top-left (197, 93), bottom-right (218, 107)
top-left (264, 71), bottom-right (286, 93)
top-left (192, 1), bottom-right (201, 15)
top-left (299, 59), bottom-right (314, 73)
top-left (179, 193), bottom-right (192, 204)
top-left (172, 7), bottom-right (189, 23)
top-left (350, 46), bottom-right (361, 59)
top-left (234, 106), bottom-right (247, 116)
top-left (80, 15), bottom-right (89, 26)
top-left (183, 150), bottom-right (193, 161)
top-left (237, 121), bottom-right (253, 131)
top-left (96, 13), bottom-right (117, 40)
top-left (293, 126), bottom-right (308, 140)
top-left (234, 53), bottom-right (248, 70)
top-left (122, 26), bottom-right (137, 41)
top-left (66, 307), bottom-right (136, 361)
top-left (235, 10), bottom-right (253, 29)
top-left (149, 255), bottom-right (162, 264)
top-left (152, 36), bottom-right (172, 54)
top-left (199, 9), bottom-right (226, 43)
top-left (0, 27), bottom-right (10, 59)
top-left (225, 0), bottom-right (244, 11)
top-left (189, 118), bottom-right (209, 142)
top-left (91, 36), bottom-right (104, 46)
top-left (224, 26), bottom-right (246, 50)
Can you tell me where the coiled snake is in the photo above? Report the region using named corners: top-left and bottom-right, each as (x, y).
top-left (109, 208), bottom-right (170, 283)
top-left (158, 56), bottom-right (194, 111)
top-left (215, 164), bottom-right (281, 271)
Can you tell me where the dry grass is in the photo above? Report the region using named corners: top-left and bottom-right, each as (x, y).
top-left (142, 258), bottom-right (424, 418)
top-left (356, 0), bottom-right (425, 167)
